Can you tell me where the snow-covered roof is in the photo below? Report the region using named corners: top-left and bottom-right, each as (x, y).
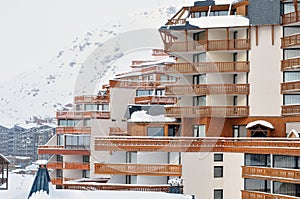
top-left (187, 15), bottom-right (249, 28)
top-left (287, 129), bottom-right (300, 138)
top-left (246, 120), bottom-right (275, 129)
top-left (0, 154), bottom-right (10, 164)
top-left (34, 160), bottom-right (48, 165)
top-left (128, 110), bottom-right (176, 123)
top-left (15, 123), bottom-right (38, 130)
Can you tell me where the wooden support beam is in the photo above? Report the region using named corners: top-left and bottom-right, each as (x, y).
top-left (294, 0), bottom-right (299, 22)
top-left (206, 29), bottom-right (209, 51)
top-left (185, 30), bottom-right (188, 52)
top-left (226, 27), bottom-right (230, 50)
top-left (271, 25), bottom-right (275, 46)
top-left (255, 26), bottom-right (259, 46)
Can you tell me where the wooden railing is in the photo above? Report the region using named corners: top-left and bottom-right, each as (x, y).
top-left (282, 57), bottom-right (300, 71)
top-left (74, 95), bottom-right (110, 104)
top-left (282, 11), bottom-right (300, 25)
top-left (47, 162), bottom-right (63, 169)
top-left (282, 34), bottom-right (300, 48)
top-left (51, 178), bottom-right (63, 185)
top-left (282, 105), bottom-right (300, 116)
top-left (165, 62), bottom-right (250, 74)
top-left (64, 162), bottom-right (90, 170)
top-left (135, 96), bottom-right (177, 104)
top-left (94, 163), bottom-right (182, 176)
top-left (109, 127), bottom-right (128, 136)
top-left (109, 80), bottom-right (176, 88)
top-left (167, 19), bottom-right (187, 25)
top-left (165, 41), bottom-right (207, 52)
top-left (242, 166), bottom-right (300, 183)
top-left (56, 111), bottom-right (110, 119)
top-left (94, 137), bottom-right (300, 155)
top-left (281, 81), bottom-right (300, 93)
top-left (165, 84), bottom-right (249, 96)
top-left (165, 106), bottom-right (249, 117)
top-left (152, 49), bottom-right (168, 56)
top-left (38, 145), bottom-right (90, 156)
top-left (242, 190), bottom-right (299, 199)
top-left (56, 127), bottom-right (91, 134)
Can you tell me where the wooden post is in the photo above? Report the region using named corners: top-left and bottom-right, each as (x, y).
top-left (206, 29), bottom-right (209, 51)
top-left (294, 0), bottom-right (299, 22)
top-left (185, 30), bottom-right (188, 52)
top-left (256, 26), bottom-right (259, 46)
top-left (227, 27), bottom-right (230, 50)
top-left (271, 25), bottom-right (275, 46)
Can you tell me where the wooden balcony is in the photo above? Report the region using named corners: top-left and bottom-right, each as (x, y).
top-left (47, 162), bottom-right (63, 169)
top-left (165, 62), bottom-right (250, 74)
top-left (56, 127), bottom-right (91, 134)
top-left (95, 137), bottom-right (300, 155)
top-left (74, 95), bottom-right (109, 104)
top-left (38, 146), bottom-right (90, 156)
top-left (167, 19), bottom-right (187, 25)
top-left (135, 96), bottom-right (177, 105)
top-left (165, 84), bottom-right (249, 96)
top-left (281, 57), bottom-right (300, 71)
top-left (165, 41), bottom-right (207, 52)
top-left (282, 11), bottom-right (300, 25)
top-left (282, 34), bottom-right (300, 48)
top-left (51, 177), bottom-right (63, 186)
top-left (165, 106), bottom-right (249, 118)
top-left (281, 81), bottom-right (300, 93)
top-left (109, 80), bottom-right (176, 88)
top-left (242, 166), bottom-right (300, 184)
top-left (242, 190), bottom-right (299, 199)
top-left (94, 163), bottom-right (182, 176)
top-left (64, 162), bottom-right (90, 170)
top-left (56, 111), bottom-right (110, 119)
top-left (282, 105), bottom-right (300, 116)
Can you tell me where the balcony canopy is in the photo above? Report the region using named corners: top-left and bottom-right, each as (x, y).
top-left (246, 120), bottom-right (275, 130)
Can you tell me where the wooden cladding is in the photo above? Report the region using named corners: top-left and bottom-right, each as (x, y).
top-left (165, 62), bottom-right (250, 74)
top-left (282, 105), bottom-right (300, 116)
top-left (242, 190), bottom-right (299, 199)
top-left (135, 96), bottom-right (177, 105)
top-left (47, 162), bottom-right (63, 169)
top-left (51, 178), bottom-right (63, 186)
top-left (56, 127), bottom-right (91, 134)
top-left (281, 81), bottom-right (300, 93)
top-left (282, 57), bottom-right (300, 71)
top-left (164, 39), bottom-right (250, 52)
top-left (165, 106), bottom-right (249, 118)
top-left (281, 34), bottom-right (300, 48)
top-left (94, 137), bottom-right (300, 155)
top-left (165, 84), bottom-right (250, 96)
top-left (74, 95), bottom-right (109, 104)
top-left (282, 11), bottom-right (300, 25)
top-left (38, 146), bottom-right (90, 156)
top-left (94, 163), bottom-right (182, 176)
top-left (47, 162), bottom-right (89, 170)
top-left (242, 166), bottom-right (300, 184)
top-left (56, 111), bottom-right (110, 119)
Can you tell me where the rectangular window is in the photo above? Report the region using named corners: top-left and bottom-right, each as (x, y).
top-left (83, 155), bottom-right (90, 163)
top-left (56, 169), bottom-right (63, 178)
top-left (214, 154), bottom-right (223, 162)
top-left (245, 154), bottom-right (271, 167)
top-left (284, 71), bottom-right (300, 82)
top-left (214, 189), bottom-right (223, 199)
top-left (273, 155), bottom-right (297, 169)
top-left (273, 182), bottom-right (300, 197)
top-left (136, 89), bottom-right (153, 96)
top-left (147, 127), bottom-right (164, 136)
top-left (193, 74), bottom-right (207, 84)
top-left (193, 53), bottom-right (206, 63)
top-left (284, 49), bottom-right (300, 59)
top-left (284, 94), bottom-right (300, 105)
top-left (82, 170), bottom-right (90, 178)
top-left (57, 155), bottom-right (63, 162)
top-left (209, 11), bottom-right (228, 16)
top-left (155, 89), bottom-right (165, 96)
top-left (193, 96), bottom-right (206, 106)
top-left (245, 179), bottom-right (271, 193)
top-left (193, 125), bottom-right (206, 137)
top-left (214, 166), bottom-right (223, 178)
top-left (85, 104), bottom-right (97, 111)
top-left (233, 125), bottom-right (247, 137)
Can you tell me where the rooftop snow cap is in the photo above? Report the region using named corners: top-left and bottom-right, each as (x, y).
top-left (194, 0), bottom-right (215, 6)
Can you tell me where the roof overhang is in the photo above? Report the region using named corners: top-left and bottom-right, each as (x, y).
top-left (246, 120), bottom-right (275, 129)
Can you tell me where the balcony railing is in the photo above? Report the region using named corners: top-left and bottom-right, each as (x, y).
top-left (47, 162), bottom-right (63, 169)
top-left (281, 57), bottom-right (300, 71)
top-left (165, 84), bottom-right (249, 96)
top-left (64, 162), bottom-right (90, 170)
top-left (94, 163), bottom-right (182, 176)
top-left (51, 178), bottom-right (63, 186)
top-left (242, 190), bottom-right (299, 199)
top-left (135, 96), bottom-right (177, 104)
top-left (165, 106), bottom-right (249, 118)
top-left (282, 34), bottom-right (300, 48)
top-left (282, 105), bottom-right (300, 116)
top-left (38, 145), bottom-right (90, 156)
top-left (242, 166), bottom-right (300, 183)
top-left (165, 39), bottom-right (250, 52)
top-left (56, 111), bottom-right (110, 119)
top-left (56, 127), bottom-right (91, 134)
top-left (167, 19), bottom-right (187, 25)
top-left (165, 62), bottom-right (250, 74)
top-left (282, 11), bottom-right (300, 25)
top-left (281, 81), bottom-right (300, 93)
top-left (74, 95), bottom-right (109, 104)
top-left (109, 80), bottom-right (176, 88)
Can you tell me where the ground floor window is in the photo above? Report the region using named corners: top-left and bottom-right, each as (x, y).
top-left (214, 189), bottom-right (223, 199)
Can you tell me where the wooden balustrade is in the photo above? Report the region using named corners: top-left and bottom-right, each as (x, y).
top-left (282, 11), bottom-right (300, 25)
top-left (167, 19), bottom-right (187, 25)
top-left (165, 62), bottom-right (250, 74)
top-left (282, 105), bottom-right (300, 116)
top-left (242, 166), bottom-right (300, 184)
top-left (109, 80), bottom-right (176, 88)
top-left (165, 106), bottom-right (249, 117)
top-left (56, 127), bottom-right (91, 134)
top-left (47, 162), bottom-right (63, 169)
top-left (242, 190), bottom-right (299, 199)
top-left (56, 111), bottom-right (110, 119)
top-left (165, 41), bottom-right (207, 52)
top-left (281, 81), bottom-right (300, 93)
top-left (135, 96), bottom-right (177, 104)
top-left (64, 162), bottom-right (90, 170)
top-left (74, 95), bottom-right (110, 104)
top-left (282, 34), bottom-right (300, 48)
top-left (38, 145), bottom-right (90, 156)
top-left (94, 137), bottom-right (300, 155)
top-left (165, 84), bottom-right (249, 96)
top-left (282, 57), bottom-right (300, 71)
top-left (94, 163), bottom-right (182, 176)
top-left (109, 127), bottom-right (128, 136)
top-left (51, 178), bottom-right (63, 185)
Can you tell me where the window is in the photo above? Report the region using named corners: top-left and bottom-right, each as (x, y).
top-left (273, 182), bottom-right (300, 197)
top-left (233, 125), bottom-right (247, 137)
top-left (57, 155), bottom-right (63, 162)
top-left (65, 135), bottom-right (90, 149)
top-left (193, 11), bottom-right (207, 18)
top-left (193, 125), bottom-right (206, 137)
top-left (56, 170), bottom-right (63, 178)
top-left (245, 154), bottom-right (271, 167)
top-left (82, 170), bottom-right (90, 178)
top-left (214, 166), bottom-right (223, 178)
top-left (209, 11), bottom-right (228, 16)
top-left (214, 154), bottom-right (223, 162)
top-left (136, 89), bottom-right (153, 96)
top-left (284, 49), bottom-right (300, 59)
top-left (245, 179), bottom-right (270, 193)
top-left (155, 89), bottom-right (165, 96)
top-left (214, 190), bottom-right (223, 199)
top-left (193, 96), bottom-right (206, 106)
top-left (193, 53), bottom-right (206, 63)
top-left (193, 74), bottom-right (207, 84)
top-left (147, 127), bottom-right (164, 136)
top-left (83, 155), bottom-right (90, 163)
top-left (273, 155), bottom-right (298, 169)
top-left (126, 152), bottom-right (137, 164)
top-left (284, 71), bottom-right (300, 82)
top-left (85, 104), bottom-right (97, 111)
top-left (284, 94), bottom-right (300, 105)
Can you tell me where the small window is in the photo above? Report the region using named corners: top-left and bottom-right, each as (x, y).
top-left (147, 127), bottom-right (164, 137)
top-left (214, 189), bottom-right (223, 199)
top-left (214, 166), bottom-right (223, 178)
top-left (83, 155), bottom-right (90, 163)
top-left (193, 125), bottom-right (206, 137)
top-left (214, 154), bottom-right (223, 162)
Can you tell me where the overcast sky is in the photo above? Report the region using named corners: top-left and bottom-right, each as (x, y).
top-left (0, 0), bottom-right (232, 82)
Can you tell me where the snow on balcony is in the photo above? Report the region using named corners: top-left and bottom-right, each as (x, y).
top-left (187, 15), bottom-right (249, 28)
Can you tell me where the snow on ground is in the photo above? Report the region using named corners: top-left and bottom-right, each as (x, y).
top-left (0, 173), bottom-right (191, 199)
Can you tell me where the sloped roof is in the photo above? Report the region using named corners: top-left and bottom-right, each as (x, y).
top-left (246, 120), bottom-right (275, 129)
top-left (0, 154), bottom-right (10, 164)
